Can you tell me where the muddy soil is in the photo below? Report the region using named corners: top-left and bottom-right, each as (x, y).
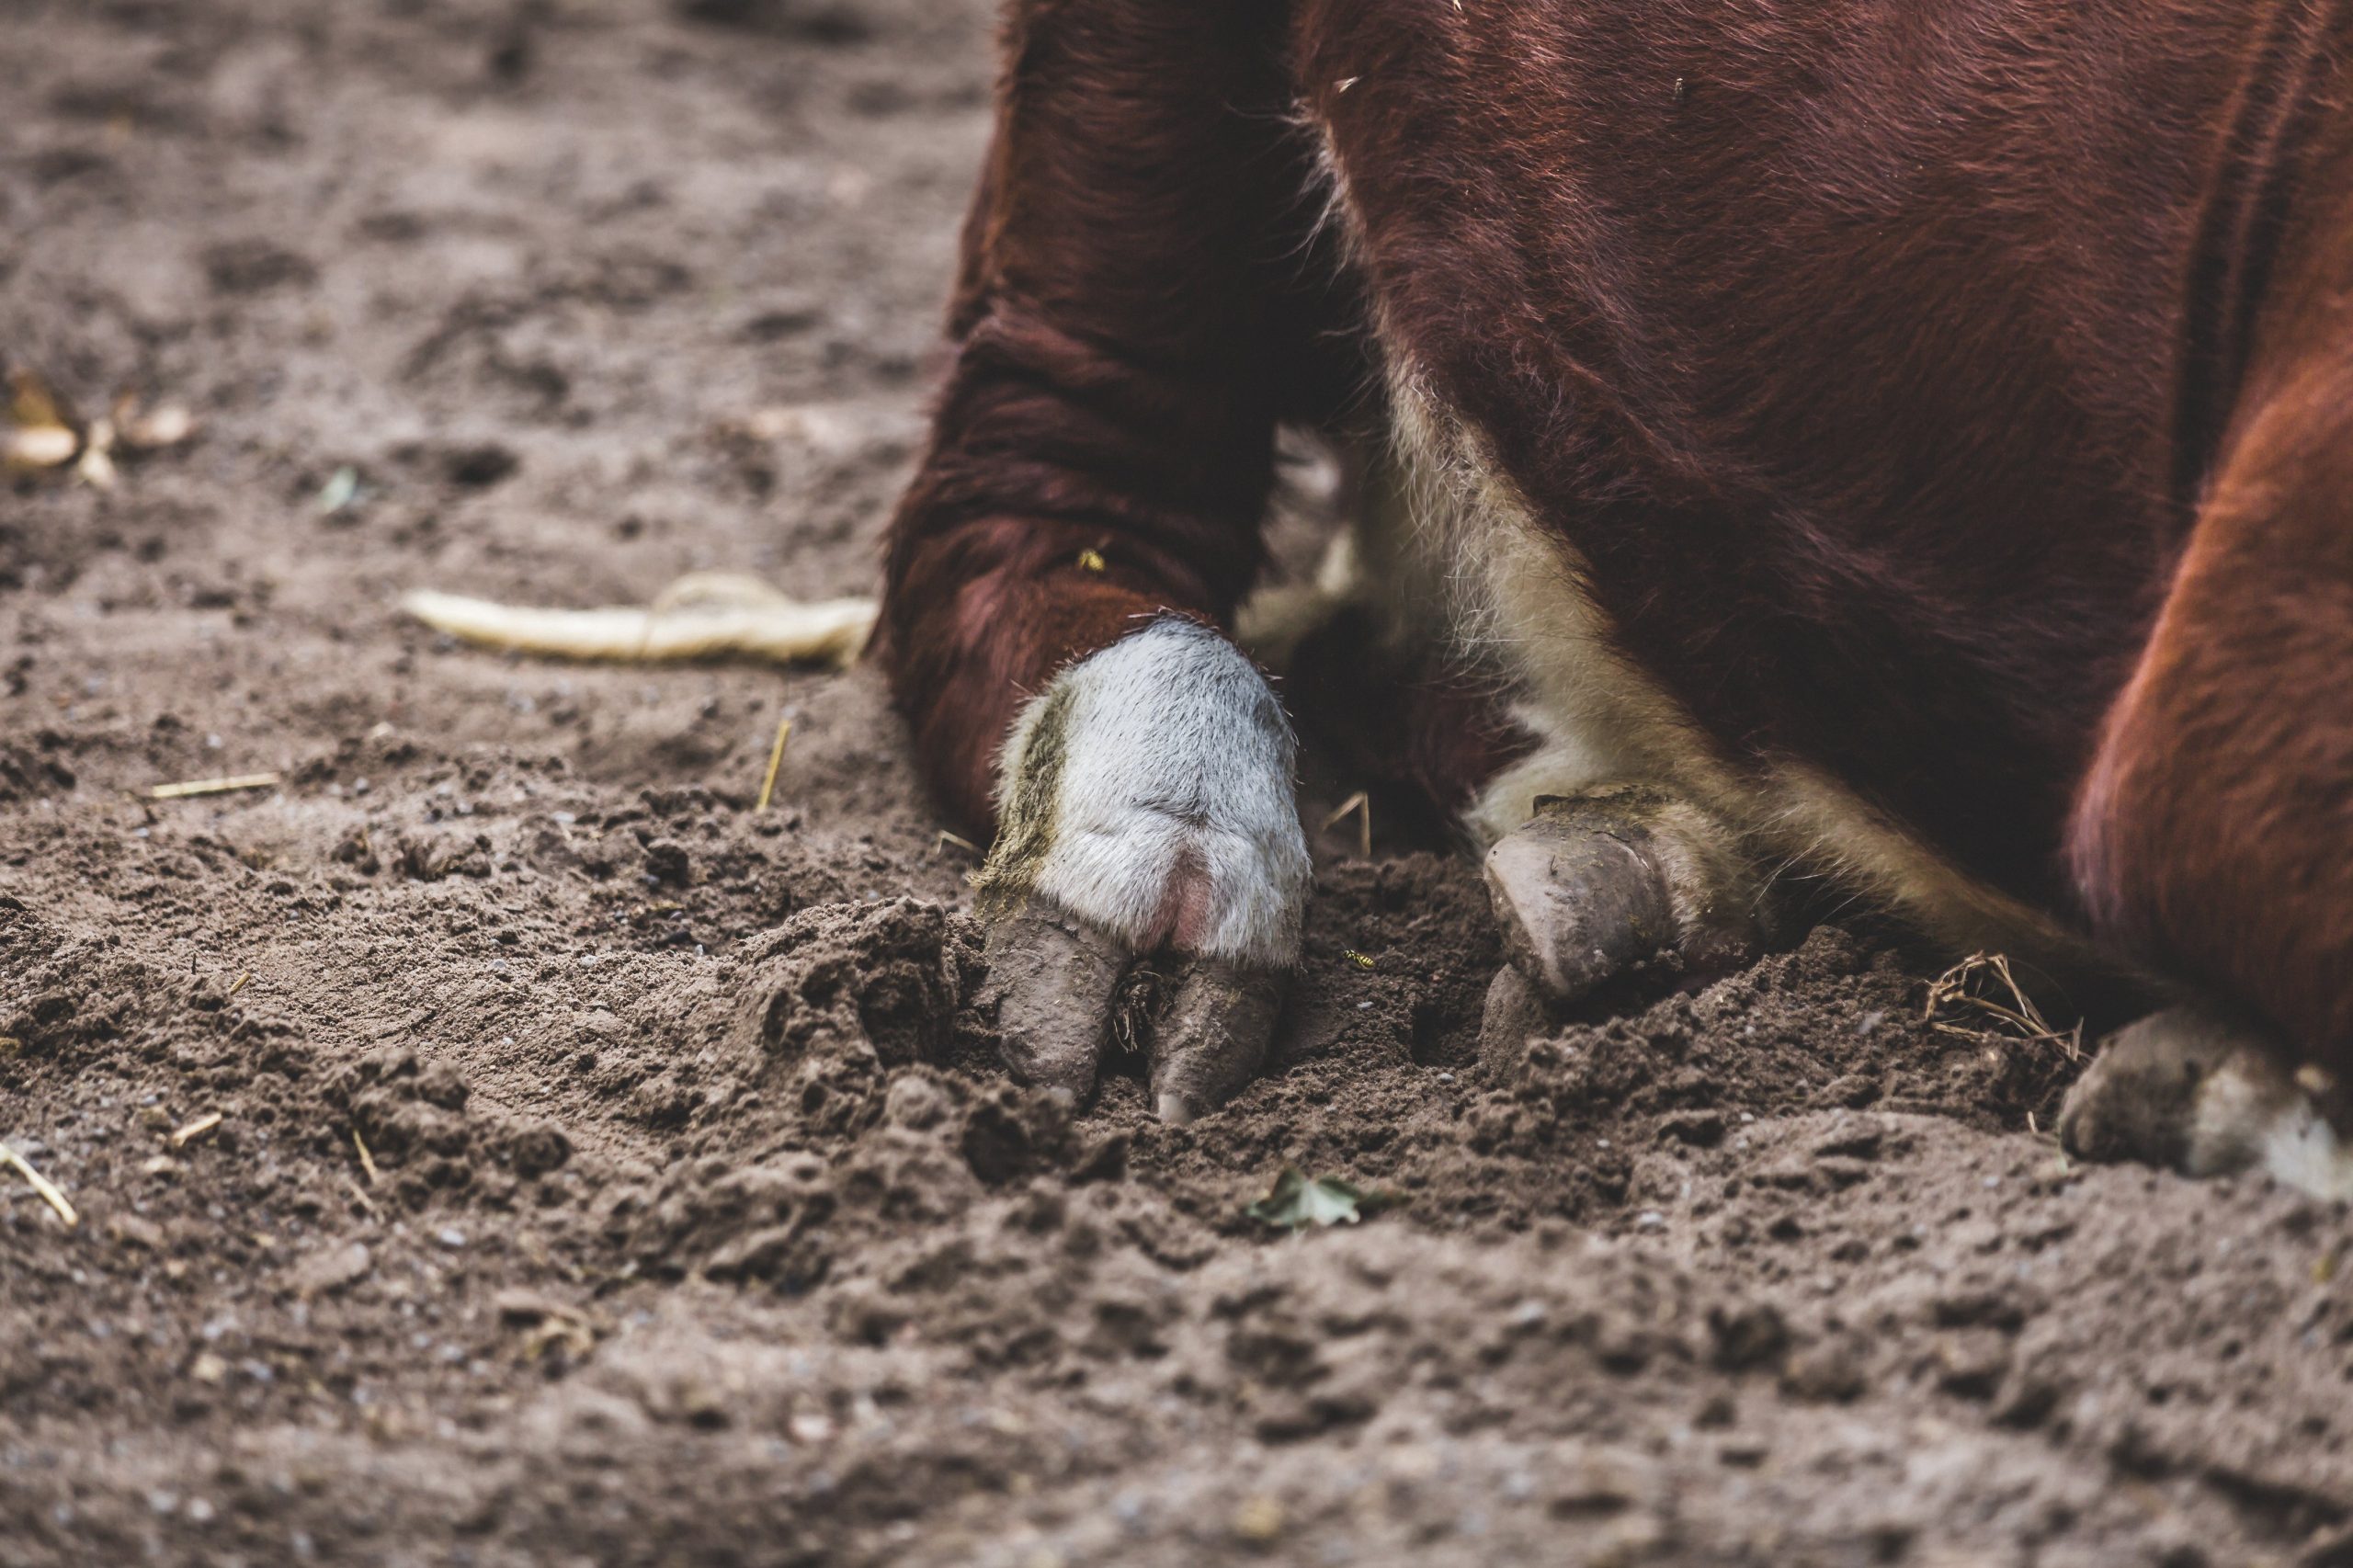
top-left (6, 3), bottom-right (2353, 1565)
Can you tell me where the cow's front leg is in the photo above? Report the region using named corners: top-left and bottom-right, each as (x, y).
top-left (873, 0), bottom-right (1350, 1119)
top-left (972, 618), bottom-right (1308, 1122)
top-left (1483, 782), bottom-right (1769, 1012)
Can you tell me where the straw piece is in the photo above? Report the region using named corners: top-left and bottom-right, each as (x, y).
top-left (148, 772), bottom-right (280, 801)
top-left (170, 1111), bottom-right (223, 1147)
top-left (2, 1140), bottom-right (78, 1229)
top-left (401, 582), bottom-right (875, 671)
top-left (756, 716), bottom-right (793, 812)
top-left (1321, 790), bottom-right (1371, 859)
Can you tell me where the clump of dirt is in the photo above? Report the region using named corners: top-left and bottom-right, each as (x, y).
top-left (6, 2), bottom-right (2352, 1564)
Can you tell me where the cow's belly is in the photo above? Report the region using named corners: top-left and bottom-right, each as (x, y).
top-left (1292, 0), bottom-right (2288, 908)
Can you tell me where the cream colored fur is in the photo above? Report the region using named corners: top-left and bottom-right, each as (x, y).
top-left (1377, 373), bottom-right (2107, 989)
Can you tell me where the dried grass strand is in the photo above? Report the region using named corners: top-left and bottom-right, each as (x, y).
top-left (2, 1140), bottom-right (78, 1229)
top-left (756, 715), bottom-right (792, 812)
top-left (1321, 790), bottom-right (1372, 859)
top-left (1923, 950), bottom-right (2083, 1061)
top-left (148, 772), bottom-right (280, 801)
top-left (169, 1111), bottom-right (223, 1147)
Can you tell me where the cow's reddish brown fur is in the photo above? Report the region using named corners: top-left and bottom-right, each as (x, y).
top-left (877, 0), bottom-right (2353, 1071)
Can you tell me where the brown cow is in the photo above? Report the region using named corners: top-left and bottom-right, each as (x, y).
top-left (874, 0), bottom-right (2353, 1192)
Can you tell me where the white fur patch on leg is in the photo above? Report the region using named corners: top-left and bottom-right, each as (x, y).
top-left (2190, 1060), bottom-right (2353, 1199)
top-left (1464, 725), bottom-right (1628, 849)
top-left (974, 618), bottom-right (1310, 967)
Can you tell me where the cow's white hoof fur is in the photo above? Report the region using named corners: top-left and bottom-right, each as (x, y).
top-left (2059, 1006), bottom-right (2353, 1199)
top-left (972, 617), bottom-right (1309, 1120)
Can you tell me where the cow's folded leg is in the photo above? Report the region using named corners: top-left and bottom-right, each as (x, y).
top-left (1483, 781), bottom-right (1767, 1011)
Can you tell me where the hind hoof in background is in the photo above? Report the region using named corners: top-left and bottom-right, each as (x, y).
top-left (1482, 781), bottom-right (1766, 1013)
top-left (2060, 1005), bottom-right (2353, 1198)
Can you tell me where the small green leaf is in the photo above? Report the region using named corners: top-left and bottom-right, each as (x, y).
top-left (1246, 1166), bottom-right (1397, 1231)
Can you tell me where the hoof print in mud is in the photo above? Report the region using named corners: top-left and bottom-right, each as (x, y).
top-left (733, 898), bottom-right (981, 1073)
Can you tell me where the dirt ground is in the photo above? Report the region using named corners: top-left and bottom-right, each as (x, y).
top-left (6, 3), bottom-right (2353, 1564)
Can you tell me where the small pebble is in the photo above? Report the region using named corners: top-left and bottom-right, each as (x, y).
top-left (436, 1227), bottom-right (467, 1249)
